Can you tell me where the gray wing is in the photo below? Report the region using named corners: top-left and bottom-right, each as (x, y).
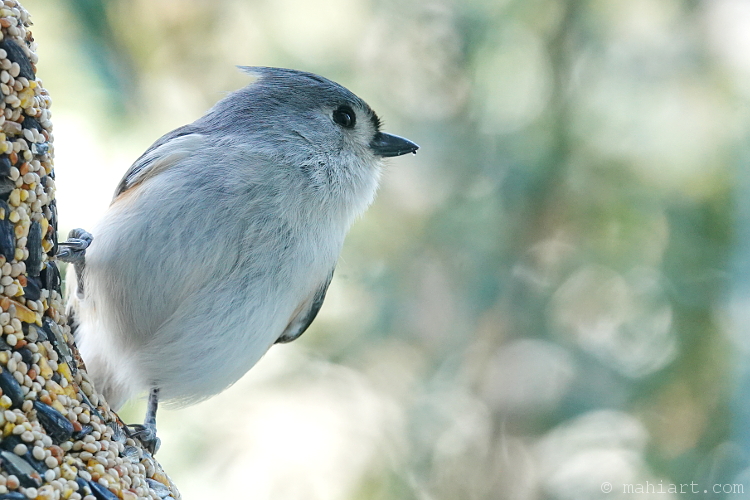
top-left (276, 268), bottom-right (334, 344)
top-left (113, 125), bottom-right (203, 199)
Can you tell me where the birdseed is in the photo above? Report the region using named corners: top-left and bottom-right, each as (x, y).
top-left (0, 3), bottom-right (180, 499)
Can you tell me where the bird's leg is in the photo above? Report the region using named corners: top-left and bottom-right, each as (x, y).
top-left (126, 387), bottom-right (161, 455)
top-left (144, 386), bottom-right (159, 429)
top-left (57, 228), bottom-right (93, 297)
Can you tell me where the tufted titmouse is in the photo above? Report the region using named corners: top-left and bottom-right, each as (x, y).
top-left (59, 67), bottom-right (418, 449)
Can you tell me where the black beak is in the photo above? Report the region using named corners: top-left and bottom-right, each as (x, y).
top-left (370, 132), bottom-right (419, 157)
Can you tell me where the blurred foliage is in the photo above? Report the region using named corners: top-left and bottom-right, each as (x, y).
top-left (19, 0), bottom-right (750, 498)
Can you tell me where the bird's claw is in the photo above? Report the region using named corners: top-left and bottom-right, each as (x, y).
top-left (124, 423), bottom-right (161, 455)
top-left (57, 228), bottom-right (93, 264)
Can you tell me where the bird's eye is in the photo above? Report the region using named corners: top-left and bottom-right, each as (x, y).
top-left (333, 105), bottom-right (356, 129)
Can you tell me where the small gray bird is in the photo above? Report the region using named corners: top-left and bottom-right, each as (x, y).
top-left (59, 67), bottom-right (417, 449)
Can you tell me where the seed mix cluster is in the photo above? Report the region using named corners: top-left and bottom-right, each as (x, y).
top-left (0, 3), bottom-right (179, 500)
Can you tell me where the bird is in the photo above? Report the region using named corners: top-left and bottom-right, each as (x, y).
top-left (58, 66), bottom-right (418, 451)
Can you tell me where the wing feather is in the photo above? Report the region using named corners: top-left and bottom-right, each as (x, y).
top-left (276, 268), bottom-right (335, 344)
top-left (113, 126), bottom-right (205, 199)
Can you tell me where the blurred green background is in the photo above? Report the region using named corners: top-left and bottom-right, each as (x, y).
top-left (19, 0), bottom-right (750, 498)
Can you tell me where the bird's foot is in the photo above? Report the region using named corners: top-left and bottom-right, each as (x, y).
top-left (57, 228), bottom-right (93, 264)
top-left (125, 422), bottom-right (161, 455)
top-left (125, 387), bottom-right (161, 455)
